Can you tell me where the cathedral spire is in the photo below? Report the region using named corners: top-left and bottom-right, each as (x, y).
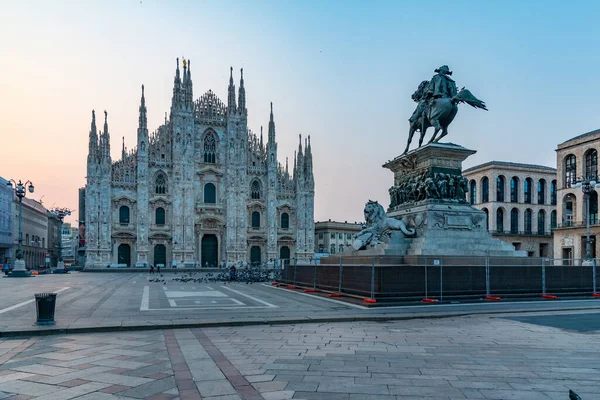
top-left (268, 102), bottom-right (276, 144)
top-left (227, 66), bottom-right (236, 113)
top-left (139, 85), bottom-right (147, 129)
top-left (122, 136), bottom-right (126, 160)
top-left (101, 110), bottom-right (110, 161)
top-left (172, 58), bottom-right (182, 109)
top-left (238, 68), bottom-right (246, 113)
top-left (186, 59), bottom-right (193, 106)
top-left (260, 126), bottom-right (264, 151)
top-left (296, 134), bottom-right (304, 181)
top-left (88, 109), bottom-right (98, 163)
top-left (286, 157), bottom-right (289, 177)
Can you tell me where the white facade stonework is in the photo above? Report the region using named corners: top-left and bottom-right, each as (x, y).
top-left (462, 161), bottom-right (556, 257)
top-left (554, 129), bottom-right (600, 261)
top-left (85, 61), bottom-right (315, 267)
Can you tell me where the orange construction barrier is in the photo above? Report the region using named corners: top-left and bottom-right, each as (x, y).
top-left (422, 298), bottom-right (439, 303)
top-left (303, 289), bottom-right (318, 293)
top-left (542, 294), bottom-right (558, 299)
top-left (592, 293), bottom-right (600, 298)
top-left (328, 293), bottom-right (343, 297)
top-left (485, 296), bottom-right (501, 301)
top-left (285, 285), bottom-right (296, 289)
top-left (363, 298), bottom-right (377, 304)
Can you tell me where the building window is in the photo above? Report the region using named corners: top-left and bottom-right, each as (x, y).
top-left (155, 207), bottom-right (165, 225)
top-left (510, 208), bottom-right (519, 234)
top-left (26, 234), bottom-right (29, 245)
top-left (551, 210), bottom-right (557, 229)
top-left (538, 179), bottom-right (546, 205)
top-left (281, 213), bottom-right (289, 229)
top-left (251, 211), bottom-right (260, 228)
top-left (551, 180), bottom-right (557, 205)
top-left (481, 177), bottom-right (489, 202)
top-left (469, 180), bottom-right (477, 204)
top-left (590, 191), bottom-right (598, 225)
top-left (42, 238), bottom-right (44, 248)
top-left (119, 206), bottom-right (130, 224)
top-left (339, 233), bottom-right (343, 239)
top-left (496, 208), bottom-right (504, 233)
top-left (585, 149), bottom-right (597, 179)
top-left (339, 245), bottom-right (344, 253)
top-left (250, 180), bottom-right (261, 200)
top-left (155, 173), bottom-right (167, 194)
top-left (563, 194), bottom-right (575, 226)
top-left (510, 177), bottom-right (519, 203)
top-left (482, 208), bottom-right (489, 230)
top-left (538, 210), bottom-right (546, 235)
top-left (330, 244), bottom-right (335, 254)
top-left (564, 154), bottom-right (577, 187)
top-left (203, 132), bottom-right (216, 163)
top-left (330, 233), bottom-right (335, 239)
top-left (524, 209), bottom-right (532, 234)
top-left (496, 176), bottom-right (505, 202)
top-left (204, 183), bottom-right (216, 204)
top-left (346, 233), bottom-right (352, 239)
top-left (319, 232), bottom-right (323, 239)
top-left (524, 178), bottom-right (532, 204)
top-left (319, 246), bottom-right (324, 253)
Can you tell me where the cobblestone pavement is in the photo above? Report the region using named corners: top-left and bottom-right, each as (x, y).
top-left (0, 312), bottom-right (598, 399)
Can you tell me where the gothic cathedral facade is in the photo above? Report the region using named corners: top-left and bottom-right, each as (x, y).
top-left (84, 59), bottom-right (315, 268)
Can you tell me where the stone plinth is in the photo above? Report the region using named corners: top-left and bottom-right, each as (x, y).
top-left (7, 259), bottom-right (33, 277)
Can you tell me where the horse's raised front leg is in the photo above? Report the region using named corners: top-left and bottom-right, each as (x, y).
top-left (428, 119), bottom-right (443, 143)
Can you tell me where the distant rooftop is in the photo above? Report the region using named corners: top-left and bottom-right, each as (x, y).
top-left (559, 128), bottom-right (600, 146)
top-left (463, 161), bottom-right (556, 174)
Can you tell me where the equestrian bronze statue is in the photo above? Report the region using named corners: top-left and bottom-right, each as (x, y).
top-left (403, 65), bottom-right (487, 154)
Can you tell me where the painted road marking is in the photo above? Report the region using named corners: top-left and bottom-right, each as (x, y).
top-left (0, 287), bottom-right (71, 315)
top-left (262, 283), bottom-right (367, 309)
top-left (140, 286), bottom-right (150, 311)
top-left (221, 285), bottom-right (278, 308)
top-left (165, 290), bottom-right (227, 298)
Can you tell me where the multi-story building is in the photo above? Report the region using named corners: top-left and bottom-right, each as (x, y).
top-left (77, 187), bottom-right (86, 266)
top-left (0, 176), bottom-right (12, 264)
top-left (554, 129), bottom-right (600, 260)
top-left (85, 59), bottom-right (315, 268)
top-left (47, 212), bottom-right (61, 268)
top-left (462, 161), bottom-right (556, 257)
top-left (11, 197), bottom-right (48, 268)
top-left (314, 220), bottom-right (363, 255)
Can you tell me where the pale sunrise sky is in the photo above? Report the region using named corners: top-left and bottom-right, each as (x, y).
top-left (1, 0), bottom-right (600, 224)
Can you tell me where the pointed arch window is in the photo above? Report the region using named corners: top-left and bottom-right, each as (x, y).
top-left (280, 212), bottom-right (289, 229)
top-left (203, 132), bottom-right (216, 163)
top-left (250, 180), bottom-right (261, 200)
top-left (155, 173), bottom-right (167, 194)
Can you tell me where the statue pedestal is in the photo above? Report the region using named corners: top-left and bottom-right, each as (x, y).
top-left (8, 259), bottom-right (33, 278)
top-left (53, 261), bottom-right (69, 274)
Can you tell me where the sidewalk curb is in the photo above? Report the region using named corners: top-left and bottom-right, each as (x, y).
top-left (2, 305), bottom-right (599, 338)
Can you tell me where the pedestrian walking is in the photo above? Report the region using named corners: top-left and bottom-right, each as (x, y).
top-left (149, 264), bottom-right (155, 274)
top-left (157, 264), bottom-right (161, 273)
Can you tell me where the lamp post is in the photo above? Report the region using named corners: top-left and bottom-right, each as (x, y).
top-left (6, 179), bottom-right (34, 277)
top-left (50, 207), bottom-right (72, 273)
top-left (573, 177), bottom-right (600, 264)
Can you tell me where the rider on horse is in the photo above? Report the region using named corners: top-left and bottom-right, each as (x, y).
top-left (409, 65), bottom-right (457, 125)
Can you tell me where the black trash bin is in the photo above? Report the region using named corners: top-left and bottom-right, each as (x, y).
top-left (35, 293), bottom-right (57, 325)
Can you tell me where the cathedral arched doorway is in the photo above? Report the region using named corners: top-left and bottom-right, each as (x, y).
top-left (201, 235), bottom-right (218, 268)
top-left (117, 244), bottom-right (131, 267)
top-left (250, 246), bottom-right (261, 264)
top-left (279, 246), bottom-right (290, 263)
top-left (154, 244), bottom-right (166, 267)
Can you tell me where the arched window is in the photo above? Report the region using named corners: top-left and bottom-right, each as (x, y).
top-left (538, 179), bottom-right (546, 205)
top-left (510, 208), bottom-right (519, 234)
top-left (119, 206), bottom-right (130, 224)
top-left (469, 180), bottom-right (477, 204)
top-left (524, 178), bottom-right (532, 204)
top-left (585, 149), bottom-right (597, 179)
top-left (155, 207), bottom-right (165, 225)
top-left (551, 210), bottom-right (557, 229)
top-left (564, 154), bottom-right (577, 187)
top-left (496, 208), bottom-right (504, 233)
top-left (204, 183), bottom-right (216, 204)
top-left (524, 209), bottom-right (532, 234)
top-left (280, 246), bottom-right (290, 261)
top-left (251, 211), bottom-right (260, 228)
top-left (250, 246), bottom-right (261, 263)
top-left (481, 177), bottom-right (489, 202)
top-left (538, 210), bottom-right (546, 235)
top-left (496, 176), bottom-right (505, 202)
top-left (203, 132), bottom-right (217, 163)
top-left (590, 191), bottom-right (598, 225)
top-left (280, 212), bottom-right (289, 229)
top-left (510, 177), bottom-right (519, 203)
top-left (563, 194), bottom-right (575, 227)
top-left (330, 244), bottom-right (335, 254)
top-left (551, 180), bottom-right (557, 205)
top-left (155, 173), bottom-right (167, 194)
top-left (482, 208), bottom-right (489, 230)
top-left (250, 180), bottom-right (261, 200)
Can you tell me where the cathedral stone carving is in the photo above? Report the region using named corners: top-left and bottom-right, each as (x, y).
top-left (85, 60), bottom-right (315, 268)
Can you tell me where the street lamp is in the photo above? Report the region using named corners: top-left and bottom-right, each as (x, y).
top-left (572, 177), bottom-right (600, 263)
top-left (49, 207), bottom-right (72, 274)
top-left (6, 179), bottom-right (34, 277)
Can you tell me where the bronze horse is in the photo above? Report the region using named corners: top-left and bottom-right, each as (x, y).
top-left (403, 81), bottom-right (487, 154)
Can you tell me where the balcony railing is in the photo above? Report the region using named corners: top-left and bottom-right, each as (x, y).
top-left (490, 230), bottom-right (552, 237)
top-left (556, 220), bottom-right (600, 229)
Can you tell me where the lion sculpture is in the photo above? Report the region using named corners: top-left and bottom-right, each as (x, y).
top-left (352, 200), bottom-right (416, 250)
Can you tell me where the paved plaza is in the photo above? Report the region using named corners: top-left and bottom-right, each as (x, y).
top-left (0, 312), bottom-right (599, 399)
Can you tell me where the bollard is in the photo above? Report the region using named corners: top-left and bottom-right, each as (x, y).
top-left (35, 293), bottom-right (57, 325)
